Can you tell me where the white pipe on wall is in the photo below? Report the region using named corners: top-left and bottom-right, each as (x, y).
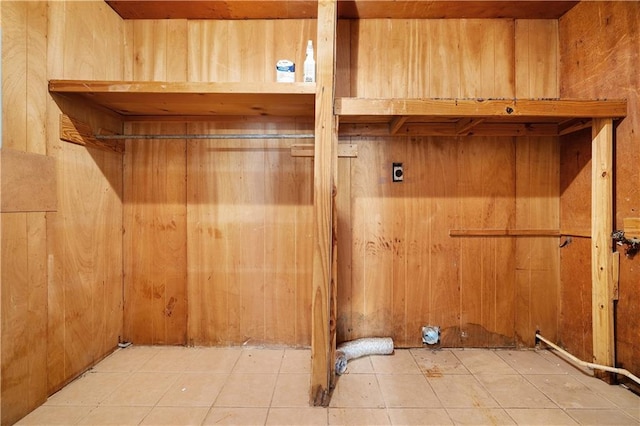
top-left (535, 333), bottom-right (640, 387)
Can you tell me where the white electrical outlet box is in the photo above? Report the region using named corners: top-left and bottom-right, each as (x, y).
top-left (392, 162), bottom-right (403, 182)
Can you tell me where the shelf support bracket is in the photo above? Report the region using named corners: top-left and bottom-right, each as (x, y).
top-left (389, 116), bottom-right (408, 134)
top-left (59, 114), bottom-right (123, 153)
top-left (456, 117), bottom-right (485, 135)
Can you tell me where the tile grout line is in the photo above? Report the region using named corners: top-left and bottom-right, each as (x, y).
top-left (263, 348), bottom-right (287, 425)
top-left (200, 348), bottom-right (244, 424)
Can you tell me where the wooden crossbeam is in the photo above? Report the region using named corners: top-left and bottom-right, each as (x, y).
top-left (335, 98), bottom-right (627, 119)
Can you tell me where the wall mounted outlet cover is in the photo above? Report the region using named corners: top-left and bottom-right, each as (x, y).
top-left (392, 162), bottom-right (404, 182)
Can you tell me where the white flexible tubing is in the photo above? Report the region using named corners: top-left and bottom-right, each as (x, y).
top-left (335, 337), bottom-right (394, 375)
top-left (536, 333), bottom-right (640, 387)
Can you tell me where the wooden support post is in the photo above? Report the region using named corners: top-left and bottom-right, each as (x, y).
top-left (310, 0), bottom-right (337, 406)
top-left (591, 118), bottom-right (615, 382)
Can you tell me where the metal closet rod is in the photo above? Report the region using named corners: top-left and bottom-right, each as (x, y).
top-left (95, 133), bottom-right (315, 140)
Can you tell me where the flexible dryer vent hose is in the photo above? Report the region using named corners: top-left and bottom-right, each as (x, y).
top-left (335, 337), bottom-right (394, 375)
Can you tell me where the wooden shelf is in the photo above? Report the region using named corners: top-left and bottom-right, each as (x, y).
top-left (106, 1), bottom-right (579, 20)
top-left (49, 80), bottom-right (316, 120)
top-left (335, 98), bottom-right (627, 137)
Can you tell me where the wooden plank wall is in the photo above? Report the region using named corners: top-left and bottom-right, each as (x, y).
top-left (513, 20), bottom-right (560, 346)
top-left (1, 4), bottom-right (48, 422)
top-left (559, 2), bottom-right (640, 374)
top-left (122, 19), bottom-right (317, 346)
top-left (336, 19), bottom-right (560, 348)
top-left (46, 0), bottom-right (124, 395)
top-left (2, 1), bottom-right (125, 424)
top-left (122, 20), bottom-right (189, 345)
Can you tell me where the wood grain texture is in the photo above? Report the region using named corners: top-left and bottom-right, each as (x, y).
top-left (59, 114), bottom-right (124, 153)
top-left (123, 124), bottom-right (188, 345)
top-left (513, 19), bottom-right (560, 347)
top-left (49, 80), bottom-right (316, 118)
top-left (176, 19), bottom-right (315, 347)
top-left (591, 118), bottom-right (614, 372)
top-left (123, 19), bottom-right (188, 345)
top-left (2, 2), bottom-right (51, 424)
top-left (107, 0), bottom-right (578, 20)
top-left (0, 149), bottom-right (56, 212)
top-left (623, 218), bottom-right (640, 239)
top-left (44, 0), bottom-right (125, 405)
top-left (311, 0), bottom-right (337, 406)
top-left (335, 98), bottom-right (625, 119)
top-left (336, 18), bottom-right (562, 349)
top-left (559, 1), bottom-right (640, 380)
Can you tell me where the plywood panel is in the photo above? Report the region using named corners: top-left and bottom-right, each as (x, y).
top-left (186, 124), bottom-right (228, 345)
top-left (123, 19), bottom-right (188, 345)
top-left (1, 2), bottom-right (27, 152)
top-left (0, 149), bottom-right (56, 212)
top-left (180, 19), bottom-right (316, 346)
top-left (59, 143), bottom-right (123, 374)
top-left (45, 0), bottom-right (125, 401)
top-left (185, 19), bottom-right (315, 84)
top-left (123, 124), bottom-right (187, 345)
top-left (515, 20), bottom-right (559, 99)
top-left (338, 18), bottom-right (560, 349)
top-left (514, 19), bottom-right (560, 347)
top-left (1, 2), bottom-right (50, 424)
top-left (1, 212), bottom-right (48, 425)
top-left (457, 19), bottom-right (516, 347)
top-left (186, 121), bottom-right (313, 346)
top-left (411, 137), bottom-right (460, 347)
top-left (559, 1), bottom-right (640, 377)
top-left (457, 137), bottom-right (516, 347)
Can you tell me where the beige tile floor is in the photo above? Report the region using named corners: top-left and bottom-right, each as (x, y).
top-left (17, 346), bottom-right (640, 425)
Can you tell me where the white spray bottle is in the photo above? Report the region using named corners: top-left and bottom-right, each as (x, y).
top-left (303, 40), bottom-right (315, 83)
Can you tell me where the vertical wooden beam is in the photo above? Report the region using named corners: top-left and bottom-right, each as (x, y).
top-left (591, 118), bottom-right (615, 380)
top-left (310, 0), bottom-right (337, 406)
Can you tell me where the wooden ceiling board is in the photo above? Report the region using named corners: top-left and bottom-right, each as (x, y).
top-left (105, 1), bottom-right (579, 20)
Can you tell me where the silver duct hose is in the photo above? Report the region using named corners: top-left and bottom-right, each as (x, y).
top-left (335, 337), bottom-right (394, 375)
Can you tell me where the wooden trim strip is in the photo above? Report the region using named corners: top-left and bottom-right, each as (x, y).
top-left (339, 122), bottom-right (559, 137)
top-left (291, 143), bottom-right (357, 157)
top-left (335, 98), bottom-right (627, 119)
top-left (449, 229), bottom-right (561, 237)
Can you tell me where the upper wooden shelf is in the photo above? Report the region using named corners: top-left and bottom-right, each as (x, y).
top-left (106, 1), bottom-right (579, 20)
top-left (49, 80), bottom-right (316, 119)
top-left (335, 98), bottom-right (627, 137)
